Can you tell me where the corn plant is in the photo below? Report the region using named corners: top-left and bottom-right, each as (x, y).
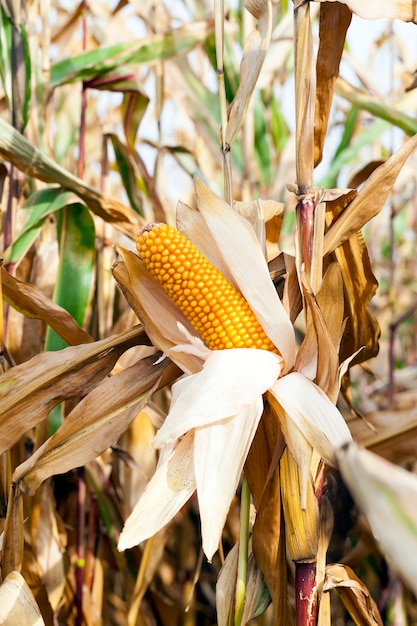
top-left (1, 1), bottom-right (417, 625)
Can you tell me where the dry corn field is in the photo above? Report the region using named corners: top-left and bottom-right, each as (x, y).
top-left (2, 1), bottom-right (417, 625)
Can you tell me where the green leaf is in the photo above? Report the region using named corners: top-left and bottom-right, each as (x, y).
top-left (45, 204), bottom-right (95, 351)
top-left (50, 21), bottom-right (211, 87)
top-left (5, 188), bottom-right (82, 266)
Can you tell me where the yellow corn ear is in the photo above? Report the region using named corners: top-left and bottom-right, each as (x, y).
top-left (136, 223), bottom-right (278, 353)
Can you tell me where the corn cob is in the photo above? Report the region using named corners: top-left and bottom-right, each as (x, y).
top-left (136, 223), bottom-right (278, 353)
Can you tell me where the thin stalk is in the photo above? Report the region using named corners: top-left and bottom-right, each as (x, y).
top-left (214, 0), bottom-right (233, 203)
top-left (234, 474), bottom-right (250, 626)
top-left (295, 560), bottom-right (317, 626)
top-left (76, 467), bottom-right (86, 626)
top-left (76, 7), bottom-right (88, 624)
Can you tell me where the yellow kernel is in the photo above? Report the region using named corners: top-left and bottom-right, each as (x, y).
top-left (136, 223), bottom-right (279, 354)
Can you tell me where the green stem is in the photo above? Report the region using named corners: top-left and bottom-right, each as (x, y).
top-left (234, 473), bottom-right (250, 626)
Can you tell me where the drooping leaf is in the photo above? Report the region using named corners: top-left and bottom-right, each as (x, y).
top-left (323, 133), bottom-right (417, 254)
top-left (13, 355), bottom-right (177, 494)
top-left (314, 2), bottom-right (352, 166)
top-left (324, 563), bottom-right (383, 626)
top-left (50, 21), bottom-right (212, 87)
top-left (0, 326), bottom-right (147, 455)
top-left (1, 268), bottom-right (92, 346)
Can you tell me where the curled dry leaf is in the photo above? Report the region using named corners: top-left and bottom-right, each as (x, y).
top-left (325, 198), bottom-right (380, 366)
top-left (323, 133), bottom-right (417, 255)
top-left (0, 326), bottom-right (147, 455)
top-left (324, 563), bottom-right (383, 626)
top-left (314, 2), bottom-right (352, 167)
top-left (0, 571), bottom-right (45, 626)
top-left (1, 267), bottom-right (93, 347)
top-left (13, 355), bottom-right (179, 493)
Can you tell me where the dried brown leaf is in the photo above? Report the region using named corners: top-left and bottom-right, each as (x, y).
top-left (314, 3), bottom-right (352, 166)
top-left (325, 200), bottom-right (380, 365)
top-left (324, 563), bottom-right (383, 626)
top-left (1, 267), bottom-right (93, 346)
top-left (323, 134), bottom-right (417, 255)
top-left (297, 264), bottom-right (344, 401)
top-left (245, 406), bottom-right (292, 624)
top-left (13, 356), bottom-right (179, 493)
top-left (0, 326), bottom-right (147, 455)
top-left (1, 482), bottom-right (24, 577)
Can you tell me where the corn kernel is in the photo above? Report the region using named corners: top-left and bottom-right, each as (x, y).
top-left (137, 223), bottom-right (278, 353)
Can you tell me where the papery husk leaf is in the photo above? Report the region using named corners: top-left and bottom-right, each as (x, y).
top-left (0, 118), bottom-right (142, 239)
top-left (314, 3), bottom-right (352, 166)
top-left (280, 447), bottom-right (319, 561)
top-left (324, 563), bottom-right (383, 626)
top-left (1, 482), bottom-right (24, 577)
top-left (312, 0), bottom-right (417, 23)
top-left (325, 202), bottom-right (380, 366)
top-left (267, 390), bottom-right (314, 508)
top-left (0, 326), bottom-right (147, 455)
top-left (294, 1), bottom-right (315, 193)
top-left (13, 355), bottom-right (177, 494)
top-left (226, 0), bottom-right (272, 146)
top-left (336, 442), bottom-right (417, 596)
top-left (247, 406), bottom-right (293, 625)
top-left (268, 373), bottom-right (352, 467)
top-left (323, 133), bottom-right (417, 254)
top-left (118, 431), bottom-right (196, 552)
top-left (1, 267), bottom-right (92, 346)
top-left (0, 571), bottom-right (45, 625)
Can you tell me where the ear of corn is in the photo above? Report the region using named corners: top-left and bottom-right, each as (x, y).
top-left (136, 223), bottom-right (278, 353)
